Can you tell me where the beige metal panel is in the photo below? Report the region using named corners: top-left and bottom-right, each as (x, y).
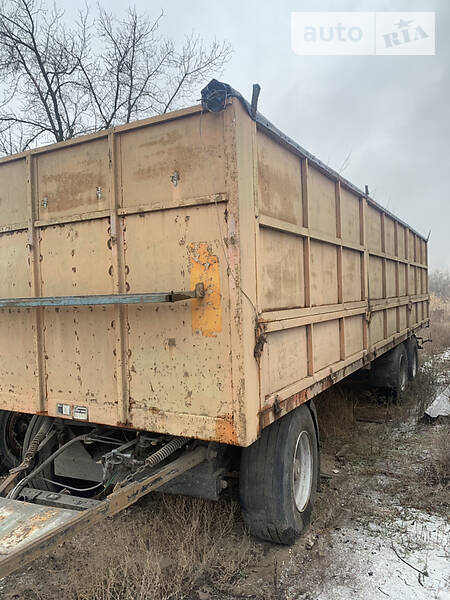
top-left (398, 263), bottom-right (407, 296)
top-left (366, 205), bottom-right (382, 252)
top-left (344, 314), bottom-right (364, 357)
top-left (340, 188), bottom-right (360, 244)
top-left (0, 231), bottom-right (31, 298)
top-left (232, 102), bottom-right (261, 445)
top-left (36, 139), bottom-right (109, 221)
top-left (369, 311), bottom-right (384, 345)
top-left (308, 166), bottom-right (336, 237)
top-left (39, 219), bottom-right (112, 296)
top-left (342, 248), bottom-right (362, 302)
top-left (119, 111), bottom-right (226, 210)
top-left (386, 307), bottom-right (397, 336)
top-left (260, 228), bottom-right (305, 310)
top-left (368, 256), bottom-right (383, 299)
top-left (256, 130), bottom-right (302, 225)
top-left (313, 320), bottom-right (340, 371)
top-left (421, 268), bottom-right (427, 294)
top-left (310, 240), bottom-right (338, 306)
top-left (384, 217), bottom-right (396, 256)
top-left (266, 327), bottom-right (308, 395)
top-left (0, 159), bottom-right (27, 227)
top-left (397, 224), bottom-right (406, 258)
top-left (408, 230), bottom-right (415, 261)
top-left (0, 309), bottom-right (36, 412)
top-left (408, 265), bottom-right (416, 295)
top-left (124, 207), bottom-right (232, 421)
top-left (45, 306), bottom-right (118, 425)
top-left (399, 305), bottom-right (407, 331)
top-left (385, 260), bottom-right (397, 298)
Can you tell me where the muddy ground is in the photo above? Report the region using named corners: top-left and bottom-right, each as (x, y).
top-left (1, 346), bottom-right (449, 600)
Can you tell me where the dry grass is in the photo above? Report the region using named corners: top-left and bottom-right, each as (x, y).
top-left (65, 496), bottom-right (259, 600)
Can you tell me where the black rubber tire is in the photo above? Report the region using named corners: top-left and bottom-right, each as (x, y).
top-left (369, 343), bottom-right (408, 398)
top-left (405, 337), bottom-right (419, 381)
top-left (0, 411), bottom-right (31, 473)
top-left (240, 404), bottom-right (319, 545)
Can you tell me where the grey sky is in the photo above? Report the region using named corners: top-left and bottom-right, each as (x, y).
top-left (63, 0), bottom-right (449, 269)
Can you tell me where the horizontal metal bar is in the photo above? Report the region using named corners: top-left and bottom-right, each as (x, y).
top-left (0, 282), bottom-right (205, 308)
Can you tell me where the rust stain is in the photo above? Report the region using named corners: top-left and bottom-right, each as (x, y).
top-left (215, 415), bottom-right (238, 445)
top-left (189, 242), bottom-right (222, 337)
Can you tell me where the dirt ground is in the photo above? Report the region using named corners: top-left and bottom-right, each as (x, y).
top-left (1, 335), bottom-right (449, 600)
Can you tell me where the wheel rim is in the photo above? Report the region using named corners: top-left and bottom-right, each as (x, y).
top-left (293, 430), bottom-right (313, 512)
top-left (399, 355), bottom-right (407, 392)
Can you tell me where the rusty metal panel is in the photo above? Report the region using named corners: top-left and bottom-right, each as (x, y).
top-left (308, 166), bottom-right (336, 237)
top-left (39, 219), bottom-right (112, 296)
top-left (397, 224), bottom-right (406, 258)
top-left (259, 228), bottom-right (305, 310)
top-left (36, 138), bottom-right (110, 222)
top-left (0, 231), bottom-right (30, 298)
top-left (386, 260), bottom-right (397, 298)
top-left (313, 320), bottom-right (340, 372)
top-left (124, 206), bottom-right (232, 424)
top-left (310, 241), bottom-right (338, 306)
top-left (257, 130), bottom-right (302, 226)
top-left (384, 216), bottom-right (396, 255)
top-left (387, 307), bottom-right (397, 336)
top-left (119, 111), bottom-right (226, 210)
top-left (0, 498), bottom-right (76, 558)
top-left (369, 311), bottom-right (384, 345)
top-left (366, 205), bottom-right (382, 252)
top-left (266, 327), bottom-right (308, 395)
top-left (344, 315), bottom-right (364, 357)
top-left (0, 309), bottom-right (37, 412)
top-left (340, 187), bottom-right (360, 244)
top-left (369, 256), bottom-right (383, 299)
top-left (0, 159), bottom-right (28, 227)
top-left (44, 306), bottom-right (118, 425)
top-left (398, 263), bottom-right (407, 295)
top-left (342, 248), bottom-right (361, 302)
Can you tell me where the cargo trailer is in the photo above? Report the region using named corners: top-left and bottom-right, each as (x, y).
top-left (0, 80), bottom-right (429, 574)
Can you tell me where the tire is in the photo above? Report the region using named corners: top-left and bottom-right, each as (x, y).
top-left (369, 344), bottom-right (408, 398)
top-left (405, 337), bottom-right (419, 381)
top-left (0, 411), bottom-right (31, 473)
top-left (240, 404), bottom-right (319, 545)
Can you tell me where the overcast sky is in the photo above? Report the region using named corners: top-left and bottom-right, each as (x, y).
top-left (62, 0), bottom-right (449, 270)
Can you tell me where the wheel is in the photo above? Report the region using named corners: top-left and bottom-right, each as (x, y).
top-left (369, 344), bottom-right (408, 399)
top-left (393, 345), bottom-right (408, 396)
top-left (0, 411), bottom-right (32, 473)
top-left (405, 337), bottom-right (419, 381)
top-left (240, 403), bottom-right (319, 545)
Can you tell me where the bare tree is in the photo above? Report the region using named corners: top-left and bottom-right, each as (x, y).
top-left (0, 0), bottom-right (231, 154)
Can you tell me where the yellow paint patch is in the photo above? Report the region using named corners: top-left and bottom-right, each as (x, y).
top-left (189, 242), bottom-right (222, 337)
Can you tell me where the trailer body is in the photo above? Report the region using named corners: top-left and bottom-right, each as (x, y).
top-left (0, 92), bottom-right (429, 447)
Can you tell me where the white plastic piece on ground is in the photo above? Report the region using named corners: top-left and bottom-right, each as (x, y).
top-left (425, 386), bottom-right (450, 419)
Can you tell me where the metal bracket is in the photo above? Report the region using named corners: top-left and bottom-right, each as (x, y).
top-left (0, 282), bottom-right (205, 309)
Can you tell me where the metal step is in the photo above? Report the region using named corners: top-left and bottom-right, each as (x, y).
top-left (0, 497), bottom-right (77, 558)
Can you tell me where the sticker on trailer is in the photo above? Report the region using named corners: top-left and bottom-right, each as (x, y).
top-left (73, 406), bottom-right (88, 421)
top-left (56, 403), bottom-right (71, 416)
